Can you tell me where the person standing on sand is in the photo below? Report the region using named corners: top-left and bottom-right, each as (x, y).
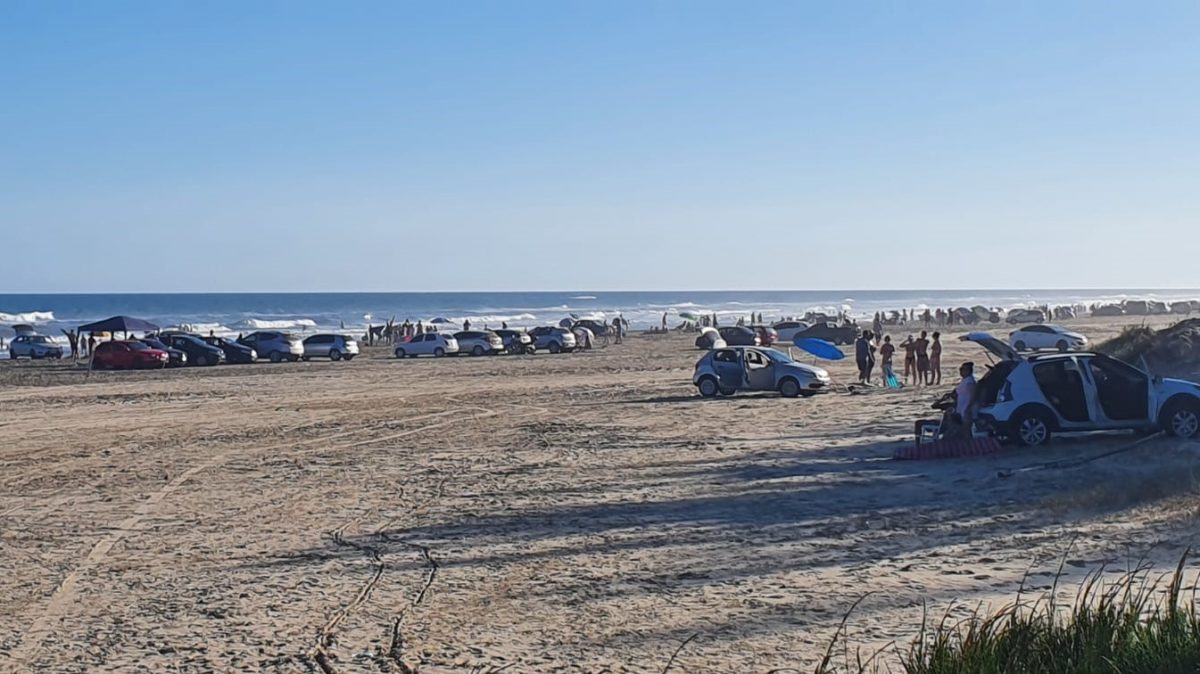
top-left (880, 335), bottom-right (896, 386)
top-left (463, 319), bottom-right (471, 331)
top-left (612, 317), bottom-right (623, 344)
top-left (872, 313), bottom-right (883, 345)
top-left (901, 335), bottom-right (917, 384)
top-left (854, 330), bottom-right (875, 384)
top-left (930, 332), bottom-right (943, 385)
top-left (662, 313), bottom-right (668, 331)
top-left (914, 331), bottom-right (930, 386)
top-left (86, 333), bottom-right (95, 358)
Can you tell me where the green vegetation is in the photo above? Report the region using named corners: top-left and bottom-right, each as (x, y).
top-left (816, 556), bottom-right (1200, 674)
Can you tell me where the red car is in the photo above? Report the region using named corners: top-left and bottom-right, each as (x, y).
top-left (93, 340), bottom-right (169, 370)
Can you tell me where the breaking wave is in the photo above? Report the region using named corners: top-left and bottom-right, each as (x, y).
top-left (0, 310), bottom-right (55, 324)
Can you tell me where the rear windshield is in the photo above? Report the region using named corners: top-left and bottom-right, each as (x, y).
top-left (127, 341), bottom-right (150, 351)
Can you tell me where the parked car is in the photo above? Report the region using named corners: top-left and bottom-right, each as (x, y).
top-left (693, 346), bottom-right (831, 398)
top-left (495, 329), bottom-right (535, 354)
top-left (961, 332), bottom-right (1200, 447)
top-left (695, 327), bottom-right (727, 350)
top-left (1005, 308), bottom-right (1045, 324)
top-left (394, 333), bottom-right (459, 358)
top-left (453, 330), bottom-right (504, 356)
top-left (139, 337), bottom-right (188, 367)
top-left (202, 335), bottom-right (257, 364)
top-left (717, 326), bottom-right (759, 346)
top-left (770, 321), bottom-right (811, 343)
top-left (8, 334), bottom-right (64, 360)
top-left (751, 325), bottom-right (779, 346)
top-left (528, 326), bottom-right (577, 353)
top-left (302, 334), bottom-right (360, 361)
top-left (158, 333), bottom-right (225, 366)
top-left (93, 340), bottom-right (169, 370)
top-left (239, 331), bottom-right (304, 362)
top-left (792, 322), bottom-right (858, 346)
top-left (572, 319), bottom-right (611, 336)
top-left (1009, 324), bottom-right (1089, 352)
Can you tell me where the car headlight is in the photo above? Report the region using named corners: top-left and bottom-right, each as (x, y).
top-left (250, 350), bottom-right (258, 359)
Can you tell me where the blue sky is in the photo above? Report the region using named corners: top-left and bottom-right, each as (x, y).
top-left (2, 1), bottom-right (1198, 292)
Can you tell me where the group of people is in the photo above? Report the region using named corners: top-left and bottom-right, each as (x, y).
top-left (855, 330), bottom-right (943, 387)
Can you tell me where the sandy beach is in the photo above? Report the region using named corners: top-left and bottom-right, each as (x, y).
top-left (2, 314), bottom-right (1198, 673)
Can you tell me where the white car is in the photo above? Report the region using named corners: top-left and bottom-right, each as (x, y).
top-left (1005, 308), bottom-right (1045, 324)
top-left (770, 320), bottom-right (811, 343)
top-left (1009, 324), bottom-right (1088, 352)
top-left (394, 333), bottom-right (459, 358)
top-left (961, 332), bottom-right (1200, 447)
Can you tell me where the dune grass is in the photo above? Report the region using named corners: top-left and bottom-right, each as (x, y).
top-left (815, 554), bottom-right (1200, 674)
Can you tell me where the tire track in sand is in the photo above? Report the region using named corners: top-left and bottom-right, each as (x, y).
top-left (4, 407), bottom-right (473, 668)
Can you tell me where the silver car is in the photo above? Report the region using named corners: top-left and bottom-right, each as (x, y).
top-left (528, 326), bottom-right (577, 354)
top-left (453, 330), bottom-right (504, 356)
top-left (693, 346), bottom-right (830, 398)
top-left (302, 334), bottom-right (360, 361)
top-left (8, 334), bottom-right (65, 360)
top-left (239, 331), bottom-right (304, 362)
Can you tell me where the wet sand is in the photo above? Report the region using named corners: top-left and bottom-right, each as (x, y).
top-left (2, 315), bottom-right (1198, 673)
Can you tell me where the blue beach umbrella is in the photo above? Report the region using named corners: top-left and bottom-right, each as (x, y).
top-left (793, 337), bottom-right (845, 361)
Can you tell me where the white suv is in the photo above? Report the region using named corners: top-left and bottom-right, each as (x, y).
top-left (394, 333), bottom-right (459, 358)
top-left (961, 332), bottom-right (1200, 447)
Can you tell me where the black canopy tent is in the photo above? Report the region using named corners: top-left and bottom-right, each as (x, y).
top-left (78, 315), bottom-right (160, 339)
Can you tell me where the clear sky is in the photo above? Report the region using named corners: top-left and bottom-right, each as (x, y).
top-left (2, 1), bottom-right (1198, 293)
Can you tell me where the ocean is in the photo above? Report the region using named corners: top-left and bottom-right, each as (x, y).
top-left (2, 290), bottom-right (1198, 343)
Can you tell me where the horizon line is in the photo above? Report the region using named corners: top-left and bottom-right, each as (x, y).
top-left (3, 287), bottom-right (1200, 297)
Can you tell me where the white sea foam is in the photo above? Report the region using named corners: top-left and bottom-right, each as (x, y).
top-left (239, 318), bottom-right (318, 330)
top-left (0, 310), bottom-right (55, 324)
top-left (570, 295), bottom-right (598, 300)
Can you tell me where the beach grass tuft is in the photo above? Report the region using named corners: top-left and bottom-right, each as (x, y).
top-left (815, 553), bottom-right (1200, 674)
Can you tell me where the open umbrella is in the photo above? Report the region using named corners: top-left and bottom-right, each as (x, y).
top-left (793, 337), bottom-right (845, 361)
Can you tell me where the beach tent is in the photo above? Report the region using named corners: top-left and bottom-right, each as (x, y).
top-left (78, 315), bottom-right (160, 336)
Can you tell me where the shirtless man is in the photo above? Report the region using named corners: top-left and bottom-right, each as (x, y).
top-left (914, 331), bottom-right (930, 386)
top-left (930, 332), bottom-right (943, 385)
top-left (901, 335), bottom-right (917, 385)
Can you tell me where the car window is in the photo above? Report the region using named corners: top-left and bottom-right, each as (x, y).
top-left (713, 350), bottom-right (737, 363)
top-left (1088, 355), bottom-right (1147, 389)
top-left (311, 335), bottom-right (331, 344)
top-left (745, 350), bottom-right (768, 369)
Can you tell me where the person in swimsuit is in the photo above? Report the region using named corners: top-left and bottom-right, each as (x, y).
top-left (901, 335), bottom-right (917, 384)
top-left (930, 331), bottom-right (943, 385)
top-left (880, 335), bottom-right (896, 386)
top-left (915, 331), bottom-right (930, 386)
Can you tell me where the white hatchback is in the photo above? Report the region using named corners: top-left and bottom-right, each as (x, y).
top-left (1009, 324), bottom-right (1088, 352)
top-left (394, 333), bottom-right (459, 358)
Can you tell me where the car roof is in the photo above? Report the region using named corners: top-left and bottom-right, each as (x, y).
top-left (1027, 351), bottom-right (1101, 362)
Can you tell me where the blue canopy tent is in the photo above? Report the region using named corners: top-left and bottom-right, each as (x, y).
top-left (78, 315), bottom-right (160, 338)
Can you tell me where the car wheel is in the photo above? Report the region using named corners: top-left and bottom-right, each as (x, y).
top-left (288, 355), bottom-right (299, 362)
top-left (330, 350), bottom-right (342, 361)
top-left (718, 387), bottom-right (736, 396)
top-left (269, 351), bottom-right (283, 363)
top-left (302, 356), bottom-right (311, 362)
top-left (779, 378), bottom-right (801, 398)
top-left (1014, 340), bottom-right (1027, 352)
top-left (395, 349), bottom-right (406, 359)
top-left (472, 345), bottom-right (484, 356)
top-left (1056, 340), bottom-right (1069, 352)
top-left (7, 351), bottom-right (14, 360)
top-left (549, 342), bottom-right (562, 354)
top-left (434, 347), bottom-right (445, 357)
top-left (698, 376), bottom-right (719, 398)
top-left (1162, 398), bottom-right (1200, 439)
top-left (343, 354), bottom-right (354, 361)
top-left (1011, 408), bottom-right (1052, 447)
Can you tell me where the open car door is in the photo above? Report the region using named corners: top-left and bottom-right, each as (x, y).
top-left (959, 332), bottom-right (1022, 362)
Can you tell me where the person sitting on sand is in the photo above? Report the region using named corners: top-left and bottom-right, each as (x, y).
top-left (955, 361), bottom-right (977, 424)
